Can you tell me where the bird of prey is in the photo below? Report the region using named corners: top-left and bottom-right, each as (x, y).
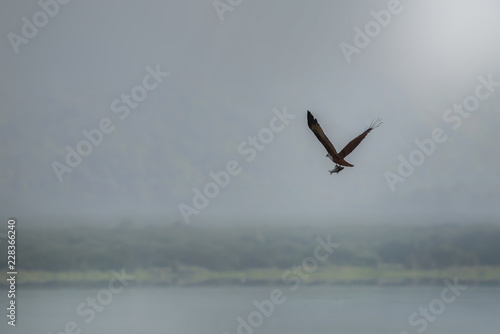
top-left (307, 110), bottom-right (382, 174)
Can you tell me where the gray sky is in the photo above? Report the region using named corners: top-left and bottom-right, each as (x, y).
top-left (1, 0), bottom-right (499, 225)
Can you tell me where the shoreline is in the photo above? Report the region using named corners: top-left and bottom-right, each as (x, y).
top-left (3, 265), bottom-right (500, 287)
top-left (8, 278), bottom-right (500, 288)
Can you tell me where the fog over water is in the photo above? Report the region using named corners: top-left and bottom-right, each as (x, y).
top-left (1, 286), bottom-right (498, 334)
top-left (1, 0), bottom-right (499, 225)
top-left (1, 2), bottom-right (499, 332)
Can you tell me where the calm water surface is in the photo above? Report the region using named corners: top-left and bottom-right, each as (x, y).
top-left (1, 285), bottom-right (498, 334)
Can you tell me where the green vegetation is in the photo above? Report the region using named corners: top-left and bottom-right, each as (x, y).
top-left (13, 265), bottom-right (500, 286)
top-left (3, 222), bottom-right (500, 286)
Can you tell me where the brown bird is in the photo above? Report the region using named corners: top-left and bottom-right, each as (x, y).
top-left (307, 110), bottom-right (382, 174)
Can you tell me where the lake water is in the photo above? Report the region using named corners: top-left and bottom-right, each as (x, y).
top-left (1, 285), bottom-right (498, 334)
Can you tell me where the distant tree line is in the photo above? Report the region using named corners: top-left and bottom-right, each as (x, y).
top-left (6, 223), bottom-right (500, 272)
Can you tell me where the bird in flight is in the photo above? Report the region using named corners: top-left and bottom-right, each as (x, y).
top-left (307, 110), bottom-right (382, 174)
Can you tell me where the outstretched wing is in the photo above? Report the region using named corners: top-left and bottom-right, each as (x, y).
top-left (307, 111), bottom-right (353, 167)
top-left (338, 118), bottom-right (382, 158)
top-left (307, 111), bottom-right (339, 156)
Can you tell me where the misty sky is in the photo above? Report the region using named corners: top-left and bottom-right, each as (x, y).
top-left (1, 0), bottom-right (499, 225)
